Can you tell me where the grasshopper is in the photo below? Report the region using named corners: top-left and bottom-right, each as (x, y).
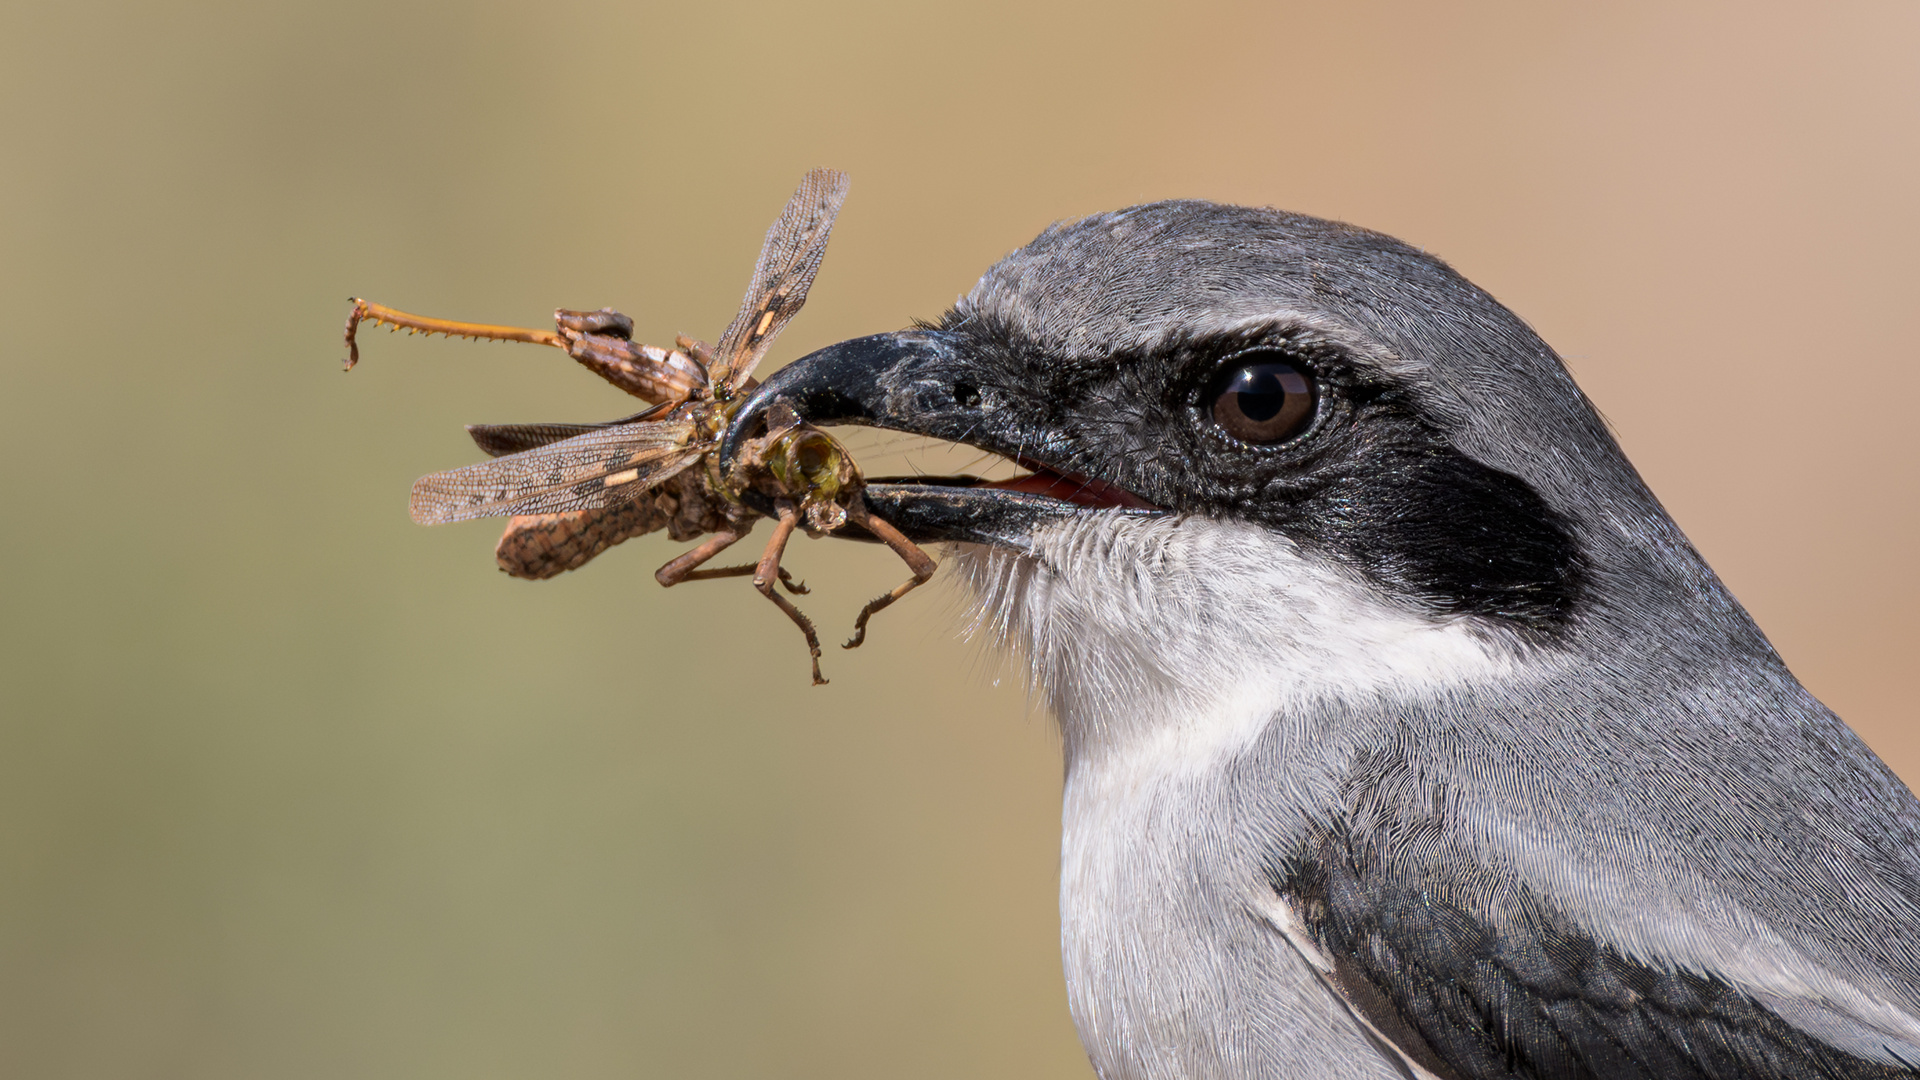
top-left (346, 169), bottom-right (934, 683)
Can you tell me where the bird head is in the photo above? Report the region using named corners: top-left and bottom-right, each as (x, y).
top-left (719, 201), bottom-right (1767, 742)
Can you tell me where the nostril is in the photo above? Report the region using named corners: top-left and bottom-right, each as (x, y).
top-left (952, 382), bottom-right (981, 408)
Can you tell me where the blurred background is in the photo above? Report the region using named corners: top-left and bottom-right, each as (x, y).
top-left (1, 1), bottom-right (1915, 1076)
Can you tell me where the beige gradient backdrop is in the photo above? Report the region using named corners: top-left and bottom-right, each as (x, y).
top-left (1, 2), bottom-right (1915, 1077)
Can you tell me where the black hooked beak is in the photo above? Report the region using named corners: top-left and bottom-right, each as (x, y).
top-left (721, 330), bottom-right (960, 459)
top-left (720, 330), bottom-right (1159, 548)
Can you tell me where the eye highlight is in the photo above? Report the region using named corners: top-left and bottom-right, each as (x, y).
top-left (1208, 356), bottom-right (1316, 445)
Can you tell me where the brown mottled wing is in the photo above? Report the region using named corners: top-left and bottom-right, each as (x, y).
top-left (709, 168), bottom-right (849, 391)
top-left (465, 405), bottom-right (672, 457)
top-left (409, 418), bottom-right (700, 524)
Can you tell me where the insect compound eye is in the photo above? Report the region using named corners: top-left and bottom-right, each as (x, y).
top-left (1208, 355), bottom-right (1316, 445)
top-left (770, 428), bottom-right (844, 500)
top-left (794, 433), bottom-right (835, 484)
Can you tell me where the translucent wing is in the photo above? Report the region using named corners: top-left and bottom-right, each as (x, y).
top-left (464, 404), bottom-right (672, 458)
top-left (410, 418), bottom-right (702, 524)
top-left (466, 422), bottom-right (616, 458)
top-left (710, 168), bottom-right (849, 391)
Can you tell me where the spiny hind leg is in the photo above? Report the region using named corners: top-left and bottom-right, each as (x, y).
top-left (342, 297), bottom-right (564, 369)
top-left (342, 298), bottom-right (695, 405)
top-left (843, 497), bottom-right (937, 650)
top-left (755, 501), bottom-right (827, 685)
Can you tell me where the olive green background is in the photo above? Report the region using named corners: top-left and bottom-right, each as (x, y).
top-left (2, 2), bottom-right (1915, 1077)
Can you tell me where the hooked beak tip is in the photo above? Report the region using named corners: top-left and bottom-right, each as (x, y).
top-left (719, 329), bottom-right (959, 470)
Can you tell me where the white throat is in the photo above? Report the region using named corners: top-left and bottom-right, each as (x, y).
top-left (950, 513), bottom-right (1520, 768)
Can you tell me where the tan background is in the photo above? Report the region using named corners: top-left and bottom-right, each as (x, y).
top-left (1, 1), bottom-right (1915, 1077)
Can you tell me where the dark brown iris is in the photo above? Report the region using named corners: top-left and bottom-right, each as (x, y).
top-left (1210, 357), bottom-right (1316, 444)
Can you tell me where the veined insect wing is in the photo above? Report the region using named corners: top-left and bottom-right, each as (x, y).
top-left (464, 403), bottom-right (675, 458)
top-left (409, 417), bottom-right (701, 524)
top-left (709, 168), bottom-right (849, 392)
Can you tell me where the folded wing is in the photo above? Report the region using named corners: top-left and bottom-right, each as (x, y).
top-left (410, 418), bottom-right (700, 524)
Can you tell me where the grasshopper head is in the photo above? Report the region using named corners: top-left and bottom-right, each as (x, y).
top-left (766, 426), bottom-right (857, 532)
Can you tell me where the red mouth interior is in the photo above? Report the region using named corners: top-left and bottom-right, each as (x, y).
top-left (979, 463), bottom-right (1155, 510)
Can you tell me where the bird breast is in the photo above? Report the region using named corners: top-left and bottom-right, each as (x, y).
top-left (947, 512), bottom-right (1525, 1077)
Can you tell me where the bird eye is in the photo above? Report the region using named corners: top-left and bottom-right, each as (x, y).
top-left (1208, 357), bottom-right (1316, 444)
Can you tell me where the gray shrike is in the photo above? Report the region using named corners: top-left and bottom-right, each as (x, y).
top-left (722, 200), bottom-right (1920, 1079)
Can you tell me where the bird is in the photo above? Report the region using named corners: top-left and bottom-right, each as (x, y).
top-left (719, 200), bottom-right (1920, 1079)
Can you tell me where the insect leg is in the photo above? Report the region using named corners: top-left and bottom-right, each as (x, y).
top-left (670, 563), bottom-right (810, 595)
top-left (560, 331), bottom-right (705, 404)
top-left (842, 497), bottom-right (938, 650)
top-left (343, 298), bottom-right (700, 405)
top-left (755, 501), bottom-right (827, 685)
top-left (675, 335), bottom-right (720, 370)
top-left (343, 298), bottom-right (564, 369)
top-left (654, 526), bottom-right (749, 586)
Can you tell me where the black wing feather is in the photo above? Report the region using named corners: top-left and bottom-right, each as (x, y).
top-left (1272, 783), bottom-right (1920, 1079)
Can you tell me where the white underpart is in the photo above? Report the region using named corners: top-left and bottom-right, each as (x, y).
top-left (949, 512), bottom-right (1920, 1074)
top-left (951, 513), bottom-right (1520, 1079)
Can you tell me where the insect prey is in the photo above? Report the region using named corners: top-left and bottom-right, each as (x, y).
top-left (344, 168), bottom-right (936, 684)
